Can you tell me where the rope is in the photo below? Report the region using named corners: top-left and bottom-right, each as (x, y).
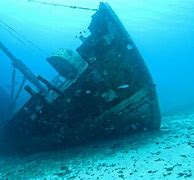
top-left (28, 0), bottom-right (98, 11)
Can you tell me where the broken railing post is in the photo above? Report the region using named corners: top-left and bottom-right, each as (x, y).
top-left (0, 41), bottom-right (46, 93)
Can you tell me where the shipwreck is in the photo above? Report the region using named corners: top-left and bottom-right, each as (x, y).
top-left (0, 3), bottom-right (161, 152)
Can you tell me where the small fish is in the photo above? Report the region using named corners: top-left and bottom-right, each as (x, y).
top-left (117, 84), bottom-right (129, 89)
top-left (86, 90), bottom-right (91, 94)
top-left (127, 44), bottom-right (133, 50)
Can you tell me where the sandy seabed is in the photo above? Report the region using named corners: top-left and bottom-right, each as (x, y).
top-left (0, 113), bottom-right (193, 180)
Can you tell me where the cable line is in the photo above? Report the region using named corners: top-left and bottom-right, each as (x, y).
top-left (0, 19), bottom-right (49, 57)
top-left (0, 23), bottom-right (28, 48)
top-left (28, 0), bottom-right (98, 11)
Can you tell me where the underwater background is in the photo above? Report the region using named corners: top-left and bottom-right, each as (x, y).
top-left (0, 1), bottom-right (194, 179)
top-left (0, 0), bottom-right (194, 115)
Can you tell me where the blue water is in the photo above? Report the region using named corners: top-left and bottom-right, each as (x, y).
top-left (0, 0), bottom-right (194, 114)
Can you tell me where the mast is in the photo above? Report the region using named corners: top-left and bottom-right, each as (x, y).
top-left (0, 41), bottom-right (46, 93)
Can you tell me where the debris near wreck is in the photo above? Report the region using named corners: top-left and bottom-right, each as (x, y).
top-left (0, 3), bottom-right (161, 152)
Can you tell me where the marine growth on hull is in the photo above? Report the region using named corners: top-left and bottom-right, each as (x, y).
top-left (0, 3), bottom-right (161, 152)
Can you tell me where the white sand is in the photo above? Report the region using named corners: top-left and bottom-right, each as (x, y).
top-left (0, 113), bottom-right (193, 180)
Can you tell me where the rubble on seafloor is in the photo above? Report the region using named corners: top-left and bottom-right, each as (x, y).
top-left (0, 113), bottom-right (193, 179)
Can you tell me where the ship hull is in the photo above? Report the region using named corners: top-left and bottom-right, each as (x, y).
top-left (0, 3), bottom-right (161, 153)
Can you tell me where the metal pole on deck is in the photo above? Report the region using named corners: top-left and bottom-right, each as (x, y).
top-left (0, 41), bottom-right (46, 93)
